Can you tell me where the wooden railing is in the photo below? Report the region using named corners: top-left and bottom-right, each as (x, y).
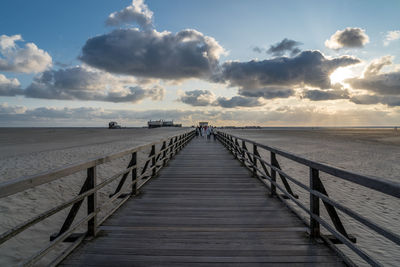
top-left (217, 131), bottom-right (400, 267)
top-left (0, 130), bottom-right (195, 266)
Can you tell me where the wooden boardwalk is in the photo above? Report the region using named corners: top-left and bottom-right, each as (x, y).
top-left (61, 137), bottom-right (346, 266)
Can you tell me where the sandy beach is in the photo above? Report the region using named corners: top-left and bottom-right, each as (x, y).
top-left (0, 127), bottom-right (399, 266)
top-left (0, 127), bottom-right (190, 266)
top-left (224, 128), bottom-right (400, 266)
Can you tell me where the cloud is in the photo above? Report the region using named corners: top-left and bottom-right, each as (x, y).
top-left (1, 104), bottom-right (399, 127)
top-left (0, 34), bottom-right (52, 73)
top-left (252, 46), bottom-right (264, 53)
top-left (267, 38), bottom-right (302, 57)
top-left (178, 89), bottom-right (215, 106)
top-left (384, 30), bottom-right (400, 46)
top-left (178, 89), bottom-right (263, 108)
top-left (238, 87), bottom-right (295, 99)
top-left (218, 50), bottom-right (360, 92)
top-left (350, 94), bottom-right (400, 107)
top-left (325, 27), bottom-right (369, 50)
top-left (0, 74), bottom-right (23, 96)
top-left (363, 55), bottom-right (393, 76)
top-left (106, 0), bottom-right (153, 30)
top-left (0, 102), bottom-right (27, 114)
top-left (215, 96), bottom-right (263, 108)
top-left (24, 66), bottom-right (165, 103)
top-left (346, 56), bottom-right (400, 95)
top-left (80, 28), bottom-right (225, 80)
top-left (302, 89), bottom-right (350, 101)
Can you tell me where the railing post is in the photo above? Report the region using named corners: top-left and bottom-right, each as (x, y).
top-left (241, 140), bottom-right (246, 165)
top-left (87, 166), bottom-right (97, 237)
top-left (162, 141), bottom-right (167, 167)
top-left (131, 152), bottom-right (138, 196)
top-left (253, 144), bottom-right (257, 177)
top-left (270, 152), bottom-right (277, 196)
top-left (310, 167), bottom-right (320, 238)
top-left (180, 134), bottom-right (183, 149)
top-left (151, 144), bottom-right (156, 177)
top-left (173, 137), bottom-right (177, 157)
top-left (231, 137), bottom-right (237, 158)
top-left (169, 138), bottom-right (174, 160)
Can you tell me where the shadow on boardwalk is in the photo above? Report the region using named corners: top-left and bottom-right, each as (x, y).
top-left (61, 137), bottom-right (345, 266)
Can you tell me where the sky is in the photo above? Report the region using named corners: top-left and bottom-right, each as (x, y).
top-left (0, 0), bottom-right (400, 127)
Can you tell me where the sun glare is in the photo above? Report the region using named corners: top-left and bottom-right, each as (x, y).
top-left (330, 67), bottom-right (353, 84)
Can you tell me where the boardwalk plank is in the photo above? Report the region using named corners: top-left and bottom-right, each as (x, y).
top-left (61, 137), bottom-right (345, 266)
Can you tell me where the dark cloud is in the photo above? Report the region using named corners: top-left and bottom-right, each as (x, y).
top-left (0, 74), bottom-right (23, 96)
top-left (325, 27), bottom-right (369, 50)
top-left (24, 66), bottom-right (165, 103)
top-left (267, 38), bottom-right (302, 57)
top-left (252, 46), bottom-right (264, 53)
top-left (54, 61), bottom-right (70, 68)
top-left (299, 56), bottom-right (400, 107)
top-left (238, 87), bottom-right (295, 99)
top-left (178, 90), bottom-right (264, 108)
top-left (105, 0), bottom-right (153, 30)
top-left (218, 50), bottom-right (360, 92)
top-left (178, 90), bottom-right (215, 106)
top-left (346, 56), bottom-right (400, 95)
top-left (105, 86), bottom-right (164, 102)
top-left (302, 89), bottom-right (350, 101)
top-left (80, 28), bottom-right (225, 80)
top-left (215, 96), bottom-right (263, 108)
top-left (350, 94), bottom-right (400, 107)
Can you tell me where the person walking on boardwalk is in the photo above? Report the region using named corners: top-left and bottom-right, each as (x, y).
top-left (211, 126), bottom-right (217, 141)
top-left (206, 126), bottom-right (211, 140)
top-left (196, 126), bottom-right (200, 137)
top-left (201, 126), bottom-right (205, 138)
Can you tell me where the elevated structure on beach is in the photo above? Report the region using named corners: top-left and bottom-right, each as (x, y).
top-left (0, 130), bottom-right (399, 266)
top-left (148, 120), bottom-right (182, 128)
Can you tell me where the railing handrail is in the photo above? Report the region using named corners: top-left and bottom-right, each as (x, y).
top-left (217, 130), bottom-right (400, 198)
top-left (0, 129), bottom-right (196, 266)
top-left (216, 130), bottom-right (399, 267)
top-left (0, 129), bottom-right (194, 199)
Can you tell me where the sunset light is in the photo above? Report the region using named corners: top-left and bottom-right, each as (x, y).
top-left (1, 2), bottom-right (399, 267)
top-left (330, 67), bottom-right (355, 84)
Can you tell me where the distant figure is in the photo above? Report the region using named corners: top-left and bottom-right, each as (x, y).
top-left (201, 126), bottom-right (205, 137)
top-left (211, 126), bottom-right (217, 141)
top-left (206, 126), bottom-right (211, 140)
top-left (196, 126), bottom-right (200, 137)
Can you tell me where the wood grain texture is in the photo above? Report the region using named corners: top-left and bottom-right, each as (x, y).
top-left (61, 137), bottom-right (345, 266)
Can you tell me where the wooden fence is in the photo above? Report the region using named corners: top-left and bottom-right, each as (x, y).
top-left (217, 131), bottom-right (400, 267)
top-left (0, 130), bottom-right (195, 266)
